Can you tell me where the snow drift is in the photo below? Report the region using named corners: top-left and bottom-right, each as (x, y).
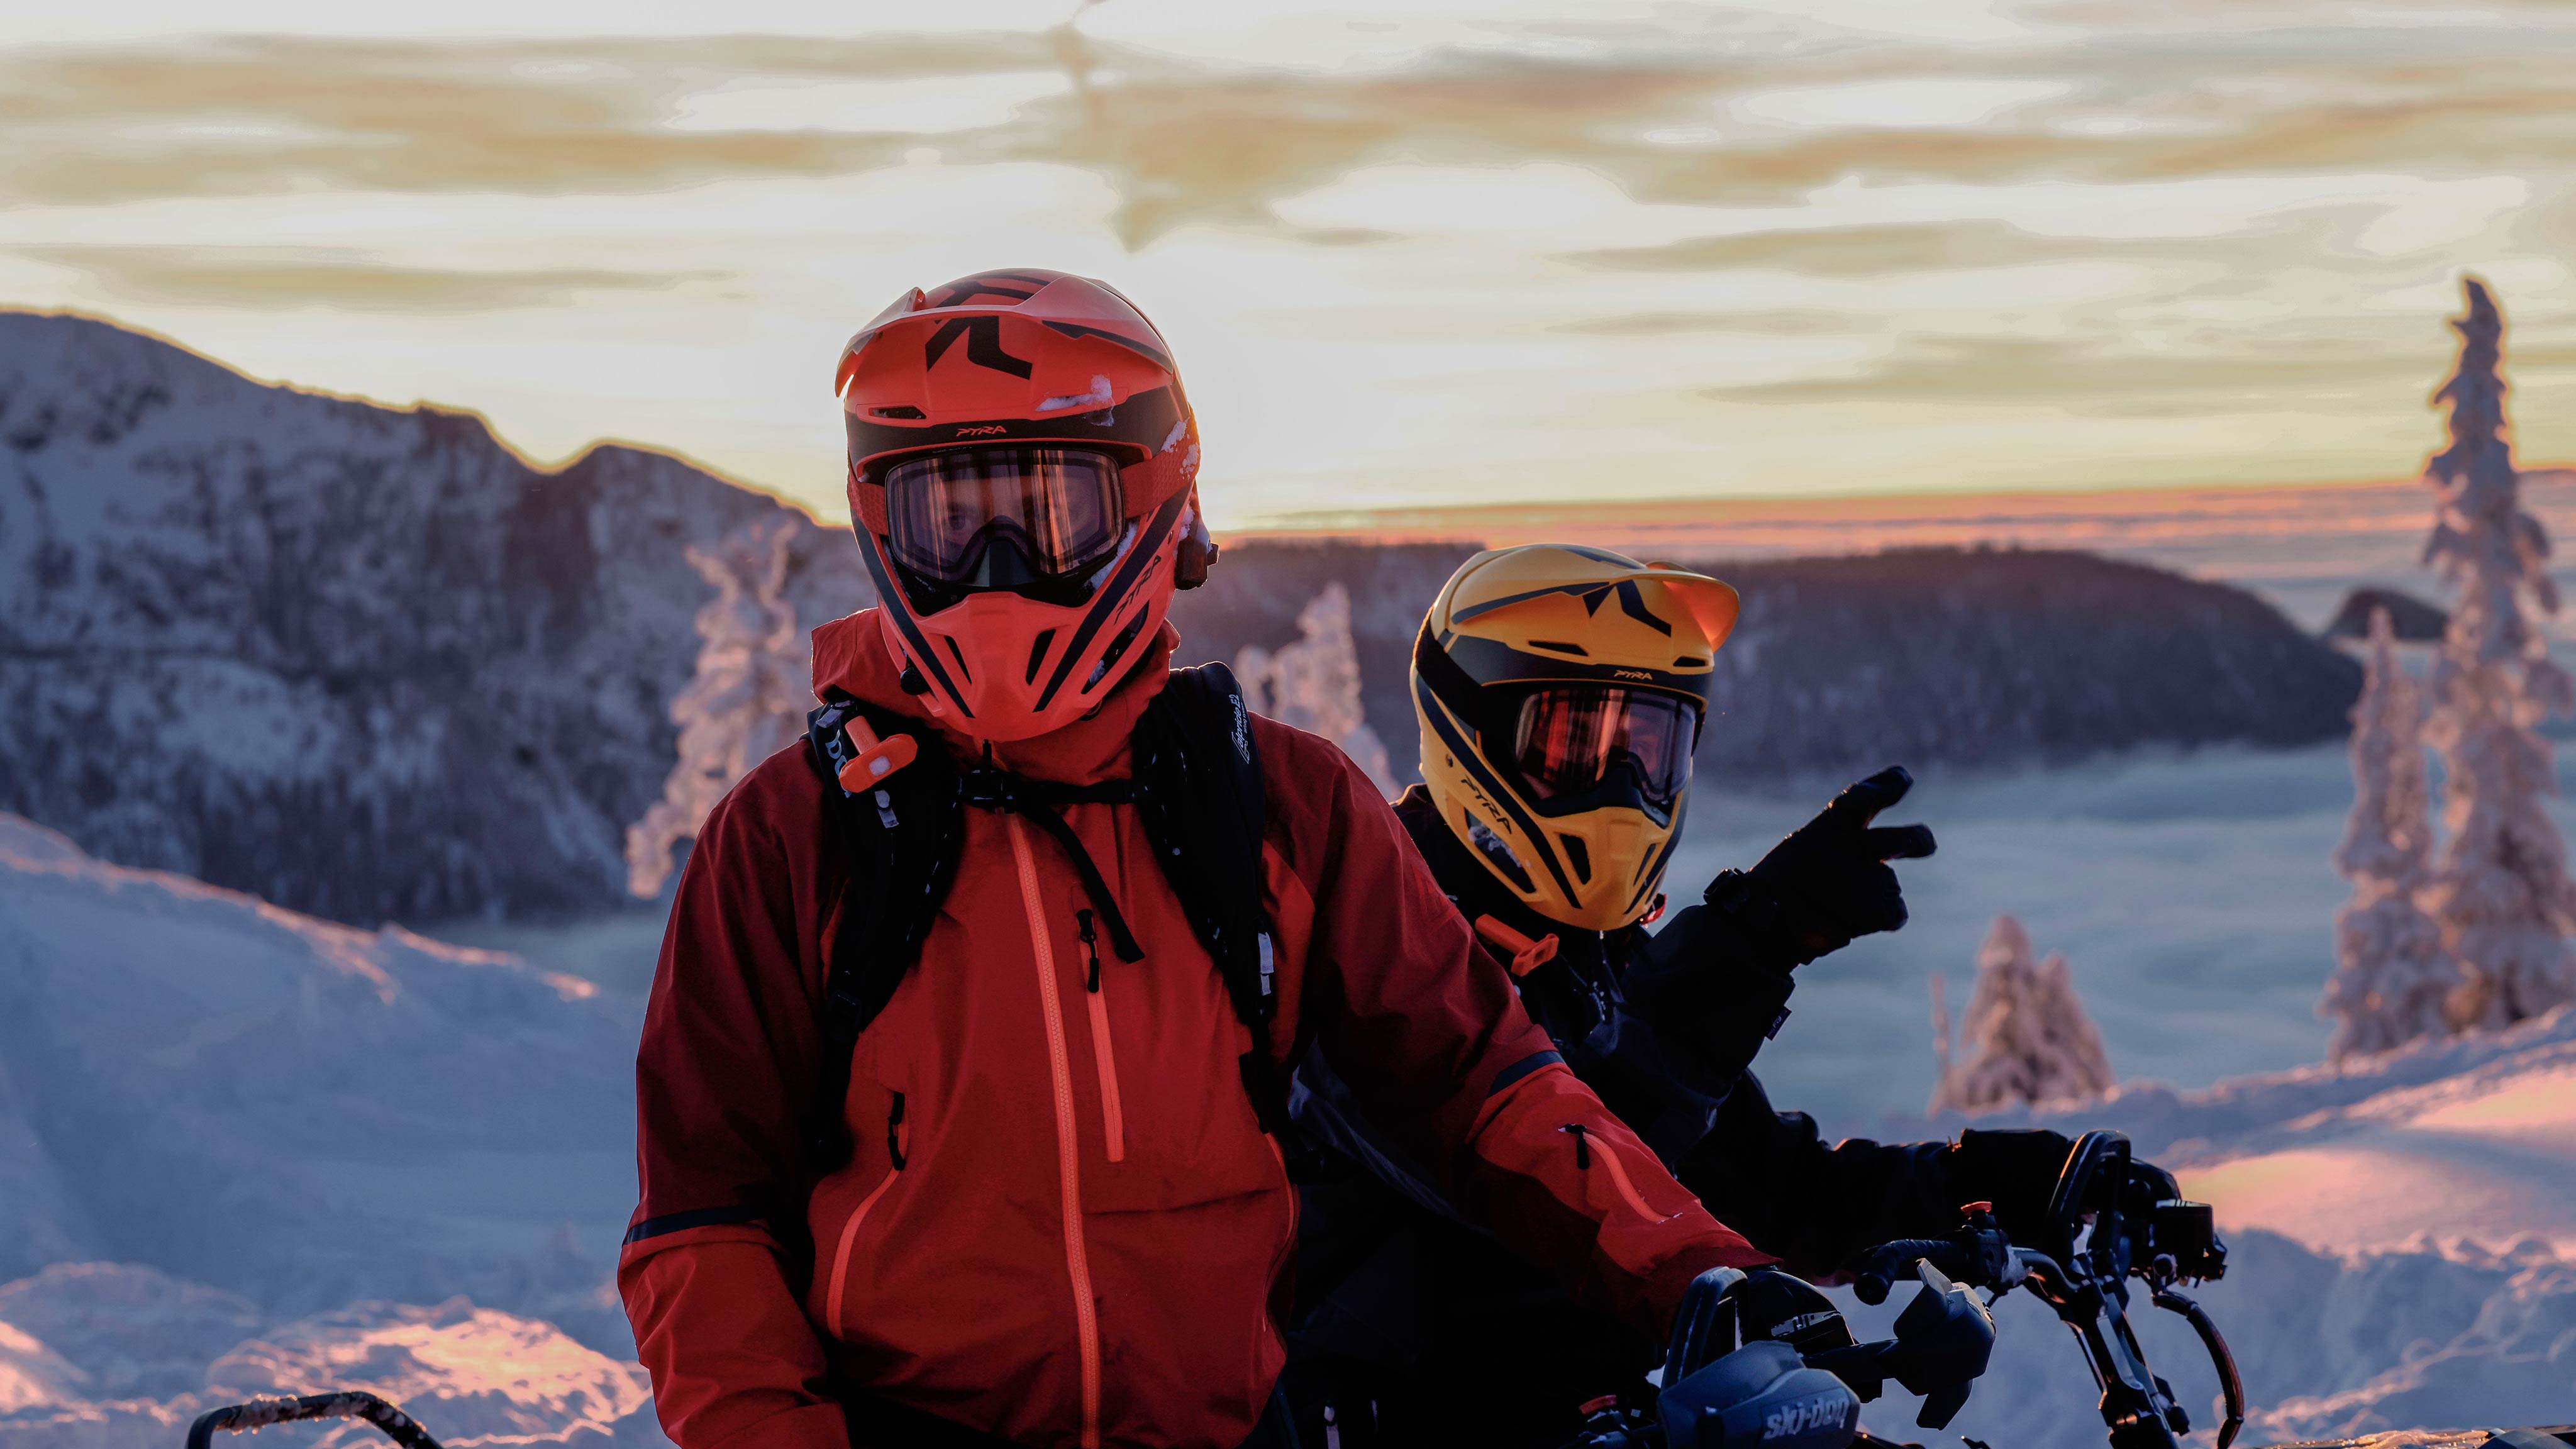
top-left (0, 813), bottom-right (659, 1442)
top-left (1854, 1004), bottom-right (2576, 1446)
top-left (0, 813), bottom-right (636, 1339)
top-left (0, 1265), bottom-right (660, 1448)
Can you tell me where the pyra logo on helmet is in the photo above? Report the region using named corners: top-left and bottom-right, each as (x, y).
top-left (836, 269), bottom-right (1213, 743)
top-left (1413, 545), bottom-right (1741, 931)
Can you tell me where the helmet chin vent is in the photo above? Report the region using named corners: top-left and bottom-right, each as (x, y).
top-left (1466, 814), bottom-right (1536, 895)
top-left (1025, 628), bottom-right (1058, 684)
top-left (1559, 834), bottom-right (1592, 884)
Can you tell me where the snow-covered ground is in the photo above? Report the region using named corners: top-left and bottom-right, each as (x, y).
top-left (1670, 743), bottom-right (2370, 1132)
top-left (4, 725), bottom-right (2572, 1447)
top-left (1667, 744), bottom-right (2576, 1444)
top-left (0, 1265), bottom-right (658, 1449)
top-left (0, 813), bottom-right (663, 1446)
top-left (1842, 1004), bottom-right (2576, 1448)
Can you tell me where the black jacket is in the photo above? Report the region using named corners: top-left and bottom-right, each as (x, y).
top-left (1280, 786), bottom-right (1969, 1444)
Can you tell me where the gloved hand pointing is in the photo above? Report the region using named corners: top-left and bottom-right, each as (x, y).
top-left (1710, 765), bottom-right (1936, 966)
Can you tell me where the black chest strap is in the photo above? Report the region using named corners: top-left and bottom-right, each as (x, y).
top-left (802, 663), bottom-right (1289, 1166)
top-left (956, 767), bottom-right (1146, 963)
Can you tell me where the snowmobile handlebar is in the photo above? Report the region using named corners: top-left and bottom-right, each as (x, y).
top-left (184, 1392), bottom-right (444, 1449)
top-left (1561, 1130), bottom-right (2245, 1449)
top-left (1563, 1258), bottom-right (1997, 1449)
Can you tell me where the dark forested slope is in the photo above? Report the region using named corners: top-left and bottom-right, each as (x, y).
top-left (1179, 539), bottom-right (2361, 783)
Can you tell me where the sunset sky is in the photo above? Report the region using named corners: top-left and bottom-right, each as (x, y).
top-left (5, 1), bottom-right (2573, 531)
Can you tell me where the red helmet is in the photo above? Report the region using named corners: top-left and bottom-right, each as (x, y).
top-left (836, 270), bottom-right (1209, 743)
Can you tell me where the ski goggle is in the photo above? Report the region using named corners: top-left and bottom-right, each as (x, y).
top-left (1506, 686), bottom-right (1700, 816)
top-left (882, 447), bottom-right (1126, 587)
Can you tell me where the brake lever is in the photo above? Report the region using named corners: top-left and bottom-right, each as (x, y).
top-left (2151, 1285), bottom-right (2245, 1449)
top-left (1852, 1204), bottom-right (2020, 1306)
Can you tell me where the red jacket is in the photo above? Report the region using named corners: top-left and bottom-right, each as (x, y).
top-left (618, 613), bottom-right (1763, 1449)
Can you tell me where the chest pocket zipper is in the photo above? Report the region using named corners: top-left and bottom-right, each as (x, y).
top-left (828, 1093), bottom-right (908, 1340)
top-left (1079, 909), bottom-right (1127, 1163)
top-left (1563, 1122), bottom-right (1667, 1223)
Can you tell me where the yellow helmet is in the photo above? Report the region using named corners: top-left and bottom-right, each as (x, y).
top-left (1413, 545), bottom-right (1740, 931)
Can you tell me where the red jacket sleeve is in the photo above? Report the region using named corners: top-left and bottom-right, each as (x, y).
top-left (1258, 721), bottom-right (1770, 1346)
top-left (617, 755), bottom-right (848, 1449)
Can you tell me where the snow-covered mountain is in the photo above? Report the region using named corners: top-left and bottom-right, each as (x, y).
top-left (1, 312), bottom-right (2357, 930)
top-left (0, 310), bottom-right (866, 926)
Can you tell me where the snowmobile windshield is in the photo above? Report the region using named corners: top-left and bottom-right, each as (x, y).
top-left (1507, 686), bottom-right (1698, 815)
top-left (883, 447), bottom-right (1126, 589)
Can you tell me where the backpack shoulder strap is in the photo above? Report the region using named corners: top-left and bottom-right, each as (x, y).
top-left (1130, 663), bottom-right (1301, 1141)
top-left (803, 690), bottom-right (963, 1167)
top-left (1131, 663), bottom-right (1267, 1013)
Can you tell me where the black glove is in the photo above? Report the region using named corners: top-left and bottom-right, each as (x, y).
top-left (1707, 765), bottom-right (1936, 967)
top-left (1946, 1130), bottom-right (2185, 1254)
top-left (1946, 1128), bottom-right (2074, 1247)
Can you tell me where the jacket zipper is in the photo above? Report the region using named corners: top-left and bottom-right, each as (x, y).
top-left (1008, 814), bottom-right (1104, 1449)
top-left (1077, 908), bottom-right (1127, 1163)
top-left (1563, 1123), bottom-right (1667, 1223)
top-left (826, 1092), bottom-right (907, 1340)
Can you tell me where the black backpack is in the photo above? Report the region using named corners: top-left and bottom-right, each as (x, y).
top-left (801, 663), bottom-right (1299, 1169)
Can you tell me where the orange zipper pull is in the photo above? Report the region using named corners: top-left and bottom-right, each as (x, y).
top-left (836, 716), bottom-right (919, 792)
top-left (1474, 914), bottom-right (1561, 979)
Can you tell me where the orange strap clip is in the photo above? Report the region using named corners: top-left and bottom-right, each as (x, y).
top-left (835, 717), bottom-right (919, 792)
top-left (1474, 914), bottom-right (1561, 979)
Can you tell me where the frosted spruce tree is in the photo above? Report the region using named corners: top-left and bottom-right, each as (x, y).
top-left (2321, 608), bottom-right (2463, 1059)
top-left (1929, 915), bottom-right (2115, 1113)
top-left (2418, 278), bottom-right (2576, 1030)
top-left (1236, 581), bottom-right (1398, 795)
top-left (625, 517), bottom-right (813, 897)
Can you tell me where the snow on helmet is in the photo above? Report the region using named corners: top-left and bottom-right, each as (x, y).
top-left (836, 269), bottom-right (1210, 743)
top-left (1413, 545), bottom-right (1740, 931)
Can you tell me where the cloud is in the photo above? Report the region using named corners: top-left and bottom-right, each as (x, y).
top-left (0, 34), bottom-right (1041, 206)
top-left (1563, 221), bottom-right (2112, 277)
top-left (1551, 308), bottom-right (1865, 336)
top-left (1701, 333), bottom-right (2436, 417)
top-left (6, 21), bottom-right (2575, 255)
top-left (14, 245), bottom-right (724, 311)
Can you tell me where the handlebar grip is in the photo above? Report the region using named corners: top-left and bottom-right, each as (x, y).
top-left (1853, 1241), bottom-right (1954, 1305)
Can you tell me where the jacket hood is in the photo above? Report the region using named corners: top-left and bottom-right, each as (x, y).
top-left (811, 608), bottom-right (1179, 785)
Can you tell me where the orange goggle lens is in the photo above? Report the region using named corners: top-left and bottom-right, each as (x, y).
top-left (1508, 686), bottom-right (1698, 811)
top-left (883, 447), bottom-right (1125, 586)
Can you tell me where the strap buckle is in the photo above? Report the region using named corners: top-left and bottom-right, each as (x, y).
top-left (960, 769), bottom-right (1015, 813)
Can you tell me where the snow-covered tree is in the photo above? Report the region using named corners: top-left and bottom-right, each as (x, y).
top-left (2418, 278), bottom-right (2576, 1030)
top-left (625, 517), bottom-right (813, 898)
top-left (1236, 581), bottom-right (1397, 795)
top-left (2321, 608), bottom-right (2463, 1060)
top-left (1929, 915), bottom-right (2115, 1113)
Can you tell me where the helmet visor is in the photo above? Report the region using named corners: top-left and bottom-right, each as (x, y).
top-left (1507, 686), bottom-right (1699, 814)
top-left (883, 447), bottom-right (1126, 586)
